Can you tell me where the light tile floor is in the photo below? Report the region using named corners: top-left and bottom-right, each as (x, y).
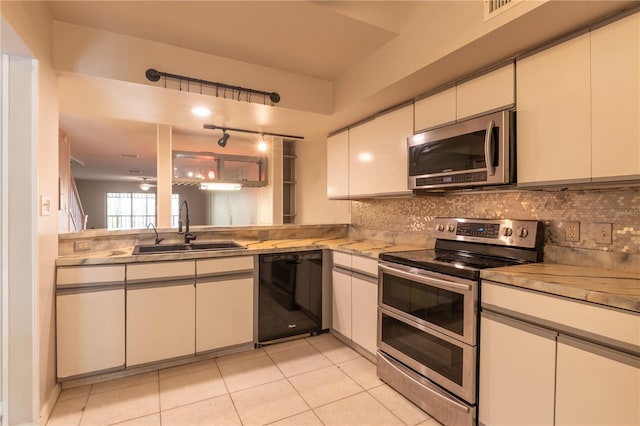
top-left (47, 333), bottom-right (442, 426)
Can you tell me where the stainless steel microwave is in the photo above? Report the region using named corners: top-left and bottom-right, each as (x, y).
top-left (408, 109), bottom-right (515, 190)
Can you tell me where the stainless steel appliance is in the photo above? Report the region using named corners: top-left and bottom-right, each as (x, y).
top-left (377, 218), bottom-right (543, 426)
top-left (258, 251), bottom-right (323, 343)
top-left (409, 109), bottom-right (515, 190)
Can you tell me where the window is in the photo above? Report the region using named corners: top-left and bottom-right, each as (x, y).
top-left (106, 192), bottom-right (180, 230)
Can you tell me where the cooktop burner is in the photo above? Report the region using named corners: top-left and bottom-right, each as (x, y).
top-left (380, 218), bottom-right (544, 280)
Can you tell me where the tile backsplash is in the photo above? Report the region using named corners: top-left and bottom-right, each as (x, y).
top-left (349, 187), bottom-right (640, 273)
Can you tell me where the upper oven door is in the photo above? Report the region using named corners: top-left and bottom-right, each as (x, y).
top-left (378, 261), bottom-right (477, 346)
top-left (408, 109), bottom-right (513, 189)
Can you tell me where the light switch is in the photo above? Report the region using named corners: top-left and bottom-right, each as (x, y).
top-left (40, 195), bottom-right (51, 216)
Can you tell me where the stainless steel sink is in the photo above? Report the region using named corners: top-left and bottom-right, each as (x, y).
top-left (133, 240), bottom-right (246, 255)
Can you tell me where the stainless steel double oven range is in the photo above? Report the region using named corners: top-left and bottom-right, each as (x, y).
top-left (377, 218), bottom-right (543, 426)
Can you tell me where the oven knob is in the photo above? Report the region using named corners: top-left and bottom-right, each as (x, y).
top-left (518, 227), bottom-right (529, 238)
top-left (437, 224), bottom-right (445, 232)
top-left (447, 224), bottom-right (456, 232)
top-left (503, 227), bottom-right (513, 237)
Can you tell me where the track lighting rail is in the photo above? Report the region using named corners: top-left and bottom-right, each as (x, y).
top-left (145, 68), bottom-right (281, 105)
top-left (203, 124), bottom-right (304, 140)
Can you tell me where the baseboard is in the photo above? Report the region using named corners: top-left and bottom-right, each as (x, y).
top-left (39, 383), bottom-right (61, 425)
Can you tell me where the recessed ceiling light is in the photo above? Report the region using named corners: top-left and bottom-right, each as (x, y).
top-left (191, 106), bottom-right (211, 117)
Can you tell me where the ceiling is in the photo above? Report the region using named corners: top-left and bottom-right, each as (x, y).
top-left (47, 1), bottom-right (403, 81)
top-left (50, 0), bottom-right (407, 181)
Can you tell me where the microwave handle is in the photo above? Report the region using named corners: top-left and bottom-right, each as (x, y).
top-left (484, 119), bottom-right (496, 176)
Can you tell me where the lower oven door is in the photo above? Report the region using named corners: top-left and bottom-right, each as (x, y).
top-left (378, 308), bottom-right (477, 404)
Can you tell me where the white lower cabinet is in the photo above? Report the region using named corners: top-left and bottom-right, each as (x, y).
top-left (480, 281), bottom-right (640, 426)
top-left (56, 288), bottom-right (125, 378)
top-left (479, 312), bottom-right (557, 426)
top-left (56, 264), bottom-right (126, 379)
top-left (555, 336), bottom-right (640, 426)
top-left (126, 283), bottom-right (196, 366)
top-left (351, 275), bottom-right (378, 355)
top-left (332, 267), bottom-right (352, 339)
top-left (331, 251), bottom-right (379, 357)
top-left (196, 278), bottom-right (253, 352)
top-left (126, 261), bottom-right (196, 366)
top-left (196, 256), bottom-right (255, 352)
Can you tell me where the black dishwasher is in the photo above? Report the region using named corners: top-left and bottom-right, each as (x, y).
top-left (258, 251), bottom-right (323, 343)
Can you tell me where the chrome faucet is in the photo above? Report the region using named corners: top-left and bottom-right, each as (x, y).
top-left (178, 200), bottom-right (196, 244)
top-left (147, 223), bottom-right (163, 245)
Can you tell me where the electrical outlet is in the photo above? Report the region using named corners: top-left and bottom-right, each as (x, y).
top-left (74, 240), bottom-right (91, 252)
top-left (595, 223), bottom-right (613, 245)
top-left (565, 221), bottom-right (580, 242)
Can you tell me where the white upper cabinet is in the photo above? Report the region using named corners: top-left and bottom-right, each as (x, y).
top-left (591, 12), bottom-right (640, 182)
top-left (414, 64), bottom-right (515, 133)
top-left (326, 130), bottom-right (350, 199)
top-left (456, 63), bottom-right (515, 121)
top-left (517, 33), bottom-right (592, 186)
top-left (349, 104), bottom-right (413, 198)
top-left (414, 87), bottom-right (456, 132)
top-left (517, 12), bottom-right (640, 187)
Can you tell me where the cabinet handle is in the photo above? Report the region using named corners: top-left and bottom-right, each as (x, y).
top-left (379, 262), bottom-right (471, 292)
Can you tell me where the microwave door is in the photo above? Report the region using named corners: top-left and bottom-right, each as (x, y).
top-left (410, 133), bottom-right (487, 176)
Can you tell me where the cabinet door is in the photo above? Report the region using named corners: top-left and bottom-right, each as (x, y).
top-left (196, 276), bottom-right (254, 352)
top-left (349, 105), bottom-right (413, 197)
top-left (126, 283), bottom-right (195, 366)
top-left (479, 312), bottom-right (557, 426)
top-left (332, 269), bottom-right (352, 339)
top-left (326, 130), bottom-right (350, 199)
top-left (57, 289), bottom-right (125, 378)
top-left (414, 87), bottom-right (456, 132)
top-left (516, 33), bottom-right (591, 186)
top-left (351, 275), bottom-right (378, 355)
top-left (456, 63), bottom-right (514, 121)
top-left (591, 12), bottom-right (640, 181)
top-left (556, 336), bottom-right (640, 426)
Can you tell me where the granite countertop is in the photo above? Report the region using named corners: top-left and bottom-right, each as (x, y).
top-left (481, 263), bottom-right (640, 313)
top-left (55, 237), bottom-right (426, 267)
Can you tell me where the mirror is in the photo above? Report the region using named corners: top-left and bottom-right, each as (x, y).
top-left (61, 113), bottom-right (275, 231)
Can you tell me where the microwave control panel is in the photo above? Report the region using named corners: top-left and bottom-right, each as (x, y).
top-left (432, 217), bottom-right (543, 249)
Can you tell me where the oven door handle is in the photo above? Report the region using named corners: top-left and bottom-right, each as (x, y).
top-left (484, 119), bottom-right (496, 176)
top-left (379, 262), bottom-right (472, 292)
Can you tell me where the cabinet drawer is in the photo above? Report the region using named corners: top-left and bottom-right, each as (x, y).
top-left (351, 255), bottom-right (378, 278)
top-left (57, 265), bottom-right (125, 287)
top-left (333, 251), bottom-right (352, 269)
top-left (483, 281), bottom-right (640, 349)
top-left (197, 256), bottom-right (254, 276)
top-left (127, 260), bottom-right (194, 282)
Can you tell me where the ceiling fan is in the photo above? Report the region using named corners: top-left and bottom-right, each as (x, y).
top-left (139, 177), bottom-right (156, 191)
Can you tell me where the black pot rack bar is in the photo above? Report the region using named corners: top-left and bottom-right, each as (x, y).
top-left (145, 68), bottom-right (281, 105)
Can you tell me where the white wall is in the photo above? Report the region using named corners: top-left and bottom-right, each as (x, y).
top-left (295, 137), bottom-right (350, 224)
top-left (1, 1), bottom-right (60, 423)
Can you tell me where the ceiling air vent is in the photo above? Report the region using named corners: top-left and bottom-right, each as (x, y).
top-left (484, 0), bottom-right (520, 21)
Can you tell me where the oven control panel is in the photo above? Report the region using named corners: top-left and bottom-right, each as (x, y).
top-left (432, 218), bottom-right (543, 248)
